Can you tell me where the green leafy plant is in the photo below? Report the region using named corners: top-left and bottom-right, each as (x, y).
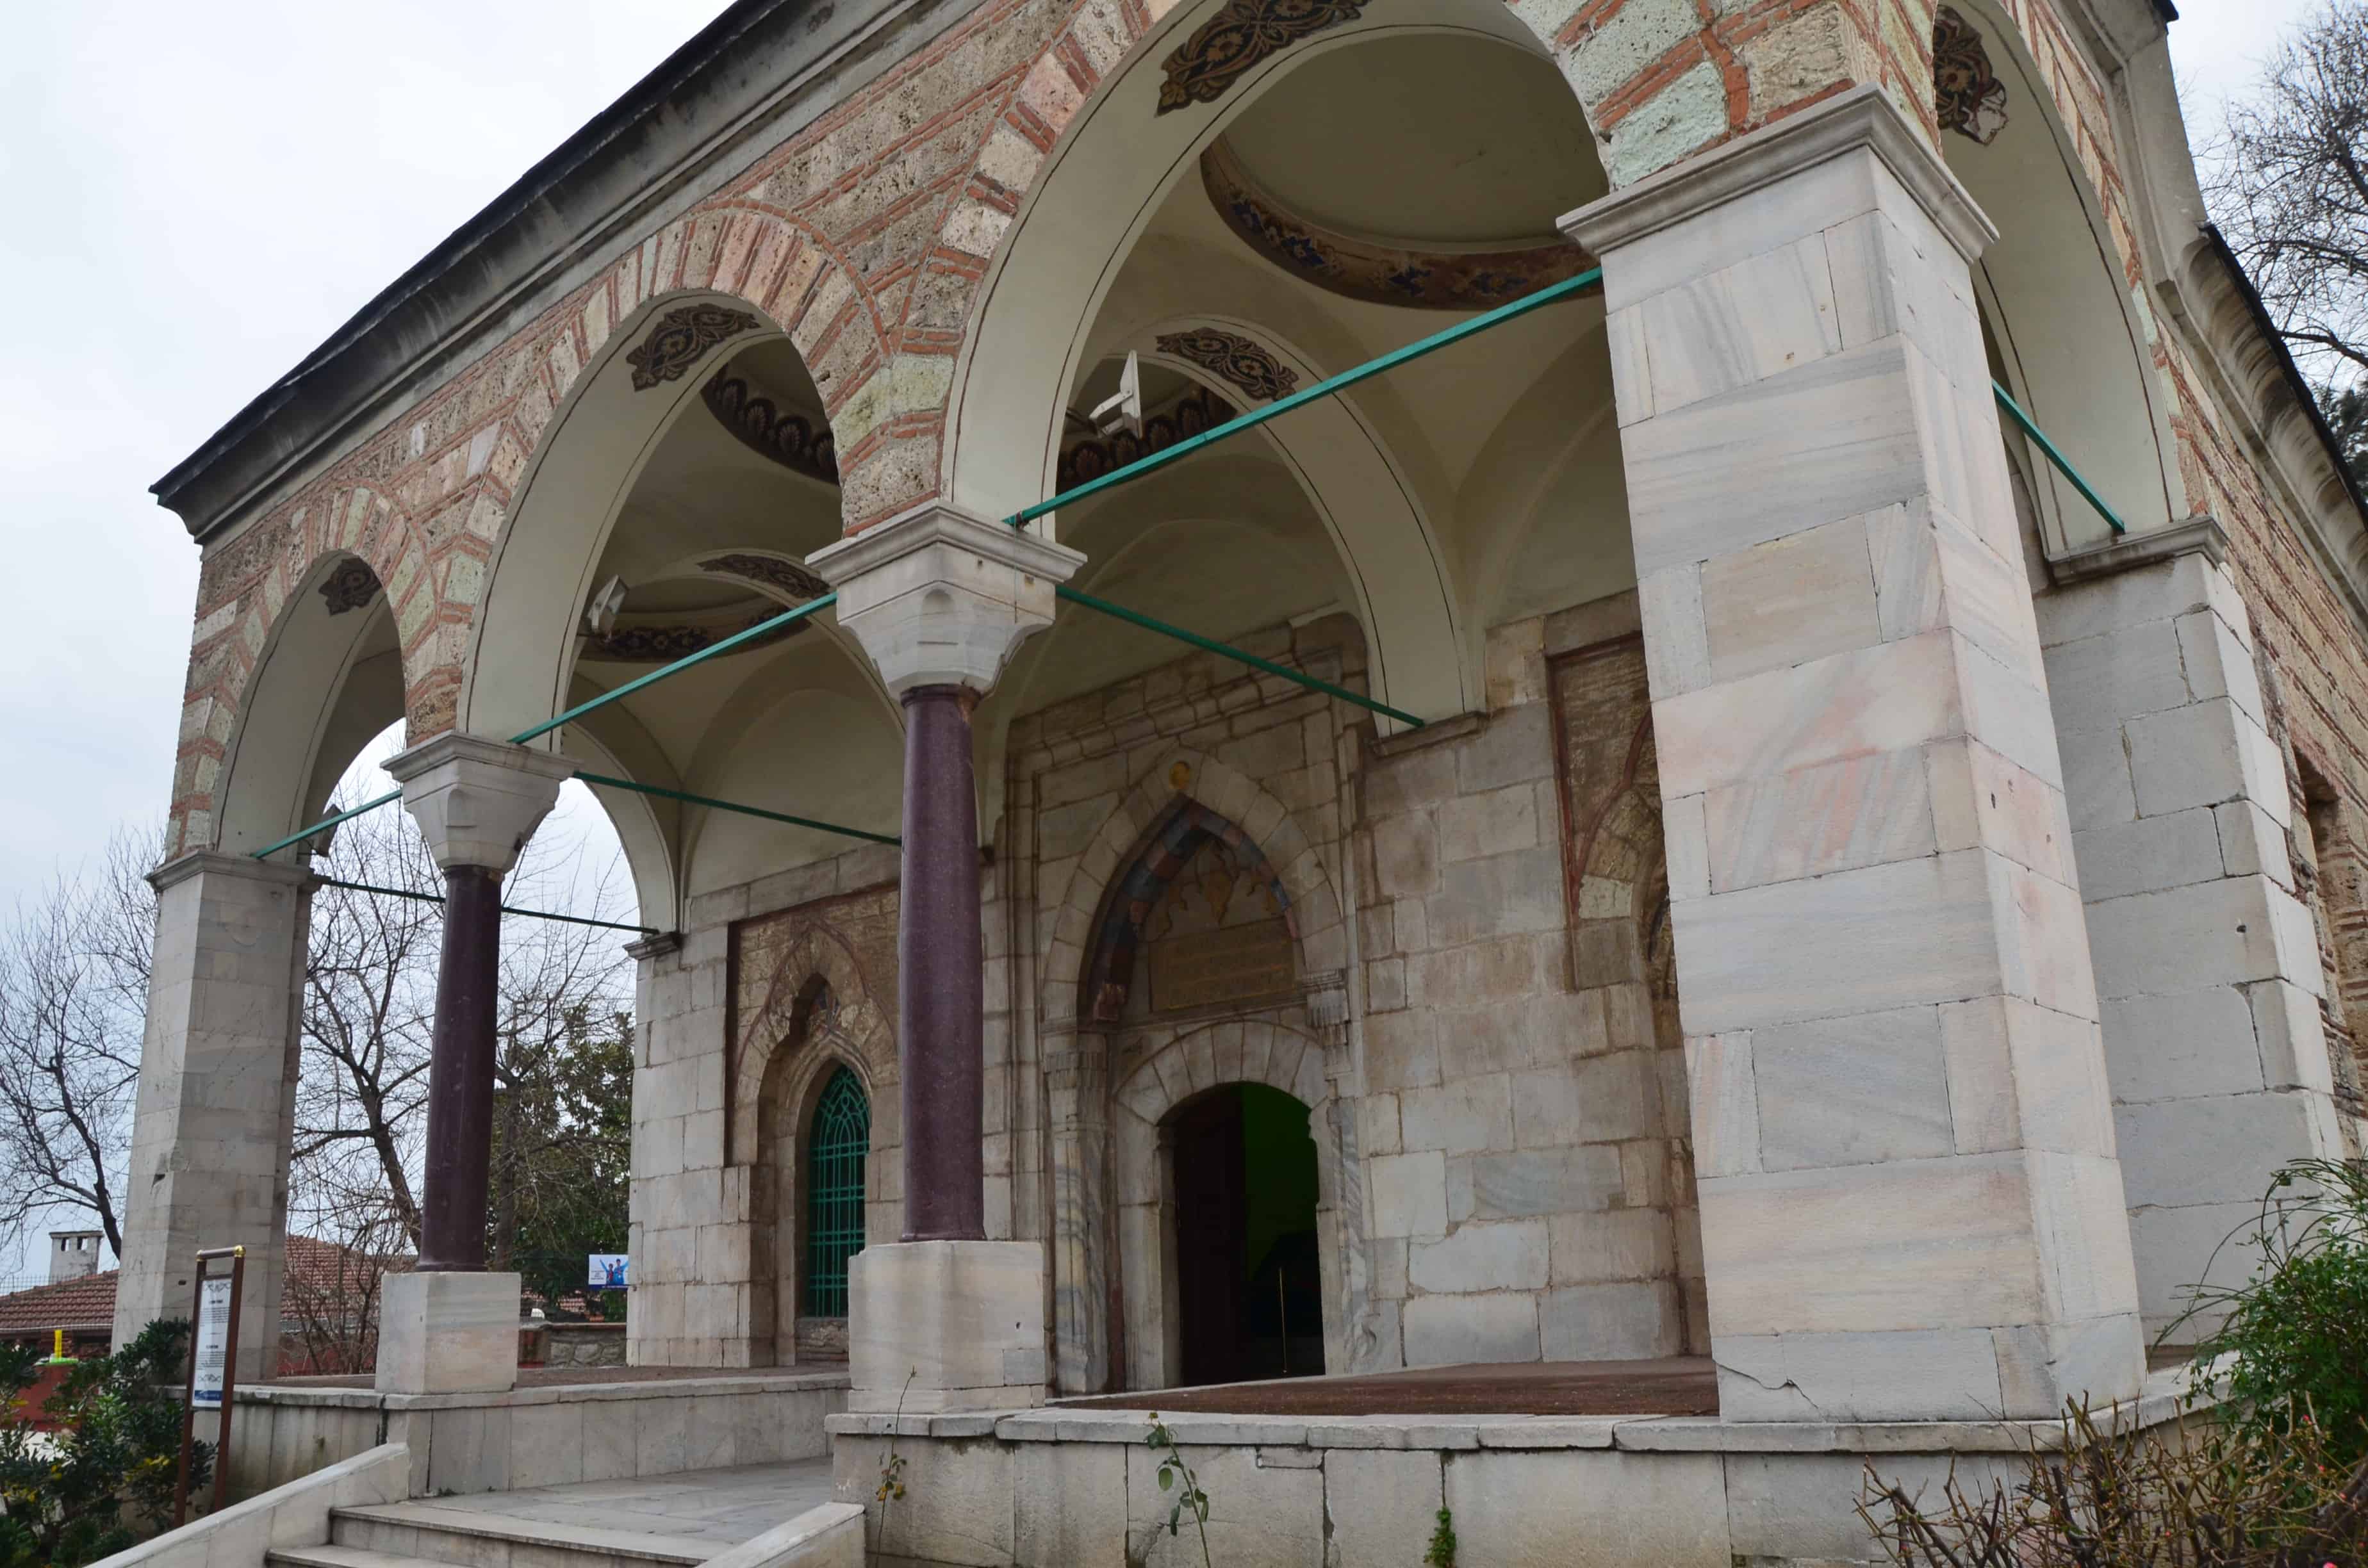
top-left (1145, 1414), bottom-right (1213, 1568)
top-left (2175, 1157), bottom-right (2368, 1471)
top-left (1423, 1505), bottom-right (1458, 1567)
top-left (1860, 1399), bottom-right (2368, 1566)
top-left (0, 1318), bottom-right (208, 1568)
top-left (869, 1369), bottom-right (915, 1558)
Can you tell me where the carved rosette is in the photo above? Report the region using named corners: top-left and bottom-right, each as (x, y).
top-left (318, 559), bottom-right (381, 616)
top-left (1934, 6), bottom-right (2009, 145)
top-left (626, 304), bottom-right (761, 391)
top-left (1155, 329), bottom-right (1299, 403)
top-left (1155, 0), bottom-right (1367, 114)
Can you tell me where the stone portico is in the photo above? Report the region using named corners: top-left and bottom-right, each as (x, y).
top-left (114, 0), bottom-right (2368, 1562)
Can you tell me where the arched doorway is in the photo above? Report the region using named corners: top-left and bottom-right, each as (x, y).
top-left (802, 1065), bottom-right (870, 1320)
top-left (1167, 1082), bottom-right (1324, 1386)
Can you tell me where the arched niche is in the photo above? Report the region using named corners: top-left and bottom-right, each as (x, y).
top-left (1938, 0), bottom-right (2187, 551)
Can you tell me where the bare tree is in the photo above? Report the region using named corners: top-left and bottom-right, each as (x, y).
top-left (0, 828), bottom-right (163, 1260)
top-left (294, 810), bottom-right (442, 1245)
top-left (290, 790), bottom-right (631, 1293)
top-left (2207, 1), bottom-right (2368, 386)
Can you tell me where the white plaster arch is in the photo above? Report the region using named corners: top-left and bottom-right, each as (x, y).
top-left (1039, 748), bottom-right (1348, 1030)
top-left (554, 717), bottom-right (680, 931)
top-left (1944, 0), bottom-right (2187, 550)
top-left (1133, 313), bottom-right (1470, 719)
top-left (678, 662), bottom-right (905, 899)
top-left (1109, 1018), bottom-right (1333, 1391)
top-left (461, 288), bottom-right (830, 746)
top-left (215, 551), bottom-right (406, 856)
top-left (941, 3), bottom-right (1590, 727)
top-left (1457, 327), bottom-right (1634, 633)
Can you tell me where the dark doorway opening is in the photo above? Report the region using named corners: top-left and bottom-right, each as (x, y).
top-left (1169, 1082), bottom-right (1325, 1386)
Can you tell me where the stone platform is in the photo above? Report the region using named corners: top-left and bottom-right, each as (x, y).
top-left (226, 1368), bottom-right (849, 1500)
top-left (826, 1362), bottom-right (2197, 1567)
top-left (1059, 1356), bottom-right (1719, 1417)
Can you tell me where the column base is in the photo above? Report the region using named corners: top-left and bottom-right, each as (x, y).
top-left (848, 1240), bottom-right (1046, 1413)
top-left (376, 1271), bottom-right (521, 1395)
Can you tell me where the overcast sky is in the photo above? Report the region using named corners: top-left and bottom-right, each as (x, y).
top-left (0, 1), bottom-right (2324, 1278)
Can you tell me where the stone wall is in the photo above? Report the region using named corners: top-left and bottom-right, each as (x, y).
top-left (2037, 538), bottom-right (2350, 1336)
top-left (629, 843), bottom-right (899, 1367)
top-left (1355, 593), bottom-right (1700, 1370)
top-left (632, 597), bottom-right (1684, 1388)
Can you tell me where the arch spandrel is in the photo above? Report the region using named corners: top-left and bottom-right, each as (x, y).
top-left (179, 491), bottom-right (438, 858)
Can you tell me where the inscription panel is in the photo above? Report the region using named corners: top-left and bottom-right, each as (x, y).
top-left (1149, 918), bottom-right (1296, 1012)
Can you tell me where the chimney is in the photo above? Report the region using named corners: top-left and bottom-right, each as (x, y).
top-left (48, 1231), bottom-right (101, 1284)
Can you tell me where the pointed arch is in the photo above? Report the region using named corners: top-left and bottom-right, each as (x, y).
top-left (730, 920), bottom-right (895, 1166)
top-left (1041, 748), bottom-right (1347, 1029)
top-left (456, 201), bottom-right (891, 747)
top-left (188, 489), bottom-right (438, 856)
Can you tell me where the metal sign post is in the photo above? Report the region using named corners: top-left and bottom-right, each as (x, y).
top-left (173, 1246), bottom-right (245, 1525)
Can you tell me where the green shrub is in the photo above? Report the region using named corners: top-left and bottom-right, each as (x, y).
top-left (0, 1319), bottom-right (211, 1568)
top-left (2181, 1157), bottom-right (2368, 1471)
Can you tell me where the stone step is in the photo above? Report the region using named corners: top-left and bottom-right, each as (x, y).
top-left (270, 1542), bottom-right (443, 1568)
top-left (314, 1503), bottom-right (721, 1568)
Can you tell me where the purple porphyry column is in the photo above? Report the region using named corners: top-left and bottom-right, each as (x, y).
top-left (898, 683), bottom-right (986, 1243)
top-left (417, 864), bottom-right (502, 1271)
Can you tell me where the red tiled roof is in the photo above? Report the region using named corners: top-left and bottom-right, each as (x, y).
top-left (0, 1272), bottom-right (117, 1336)
top-left (0, 1236), bottom-right (415, 1337)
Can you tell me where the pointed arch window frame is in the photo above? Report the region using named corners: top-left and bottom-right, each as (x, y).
top-left (803, 1065), bottom-right (871, 1318)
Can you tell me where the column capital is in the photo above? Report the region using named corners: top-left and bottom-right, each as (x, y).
top-left (1560, 84), bottom-right (1994, 273)
top-left (807, 502), bottom-right (1084, 697)
top-left (386, 733), bottom-right (577, 874)
top-left (147, 849), bottom-right (316, 894)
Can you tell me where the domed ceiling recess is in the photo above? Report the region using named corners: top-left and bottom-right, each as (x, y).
top-left (582, 338), bottom-right (839, 666)
top-left (1202, 34), bottom-right (1604, 311)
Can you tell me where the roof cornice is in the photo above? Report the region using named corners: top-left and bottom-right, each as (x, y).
top-left (154, 0), bottom-right (958, 543)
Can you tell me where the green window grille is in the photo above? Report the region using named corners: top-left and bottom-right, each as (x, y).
top-left (803, 1066), bottom-right (870, 1317)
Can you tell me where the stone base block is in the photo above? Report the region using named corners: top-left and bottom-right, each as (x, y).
top-left (847, 1240), bottom-right (1046, 1413)
top-left (376, 1271), bottom-right (521, 1395)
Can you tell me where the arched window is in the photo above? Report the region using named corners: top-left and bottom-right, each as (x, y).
top-left (803, 1066), bottom-right (870, 1317)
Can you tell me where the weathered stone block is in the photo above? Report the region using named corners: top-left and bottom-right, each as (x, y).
top-left (1402, 1292), bottom-right (1539, 1367)
top-left (1540, 1281), bottom-right (1682, 1360)
top-left (846, 1240), bottom-right (1046, 1412)
top-left (1410, 1220), bottom-right (1548, 1294)
top-left (1443, 1450), bottom-right (1729, 1567)
top-left (1752, 1004), bottom-right (1953, 1170)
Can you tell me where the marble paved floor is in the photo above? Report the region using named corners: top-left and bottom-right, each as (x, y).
top-left (361, 1460), bottom-right (838, 1550)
